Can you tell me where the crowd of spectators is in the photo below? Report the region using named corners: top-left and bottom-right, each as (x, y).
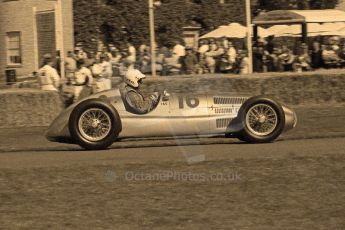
top-left (62, 35), bottom-right (345, 81)
top-left (36, 36), bottom-right (345, 104)
top-left (252, 35), bottom-right (345, 73)
top-left (62, 39), bottom-right (251, 79)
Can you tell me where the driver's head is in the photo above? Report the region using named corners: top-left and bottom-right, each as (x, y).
top-left (124, 69), bottom-right (146, 88)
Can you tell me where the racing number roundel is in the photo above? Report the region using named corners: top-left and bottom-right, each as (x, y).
top-left (179, 96), bottom-right (200, 109)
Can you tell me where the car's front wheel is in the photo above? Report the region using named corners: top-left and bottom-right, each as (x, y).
top-left (69, 99), bottom-right (121, 150)
top-left (237, 96), bottom-right (285, 143)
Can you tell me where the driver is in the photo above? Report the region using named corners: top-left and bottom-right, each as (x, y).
top-left (122, 61), bottom-right (160, 114)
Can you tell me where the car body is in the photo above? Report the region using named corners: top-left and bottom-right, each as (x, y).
top-left (46, 85), bottom-right (297, 149)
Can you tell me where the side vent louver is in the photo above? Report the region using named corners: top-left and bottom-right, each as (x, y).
top-left (216, 118), bottom-right (233, 128)
top-left (214, 97), bottom-right (247, 105)
top-left (215, 108), bottom-right (234, 114)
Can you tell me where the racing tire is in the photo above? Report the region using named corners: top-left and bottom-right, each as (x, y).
top-left (69, 99), bottom-right (122, 150)
top-left (237, 96), bottom-right (285, 143)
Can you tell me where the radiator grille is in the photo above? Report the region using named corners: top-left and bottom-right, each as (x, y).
top-left (216, 118), bottom-right (233, 128)
top-left (214, 97), bottom-right (247, 105)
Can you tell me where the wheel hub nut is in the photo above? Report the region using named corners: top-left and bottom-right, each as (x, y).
top-left (258, 116), bottom-right (266, 124)
top-left (91, 119), bottom-right (100, 128)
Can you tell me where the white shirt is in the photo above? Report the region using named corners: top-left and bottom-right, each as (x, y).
top-left (173, 44), bottom-right (186, 57)
top-left (38, 65), bottom-right (60, 91)
top-left (128, 45), bottom-right (137, 62)
top-left (228, 47), bottom-right (237, 63)
top-left (101, 61), bottom-right (113, 78)
top-left (198, 44), bottom-right (209, 54)
top-left (91, 63), bottom-right (103, 77)
top-left (92, 63), bottom-right (112, 93)
top-left (75, 67), bottom-right (93, 86)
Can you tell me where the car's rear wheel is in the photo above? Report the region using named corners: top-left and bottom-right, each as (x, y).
top-left (69, 99), bottom-right (121, 150)
top-left (237, 96), bottom-right (285, 143)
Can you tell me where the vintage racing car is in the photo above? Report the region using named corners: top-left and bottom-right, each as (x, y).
top-left (46, 85), bottom-right (297, 150)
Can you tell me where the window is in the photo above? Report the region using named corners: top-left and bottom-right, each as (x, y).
top-left (6, 32), bottom-right (22, 65)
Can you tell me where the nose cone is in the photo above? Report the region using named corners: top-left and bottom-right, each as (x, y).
top-left (45, 121), bottom-right (63, 142)
top-left (282, 106), bottom-right (297, 131)
top-left (44, 109), bottom-right (72, 143)
top-left (45, 124), bottom-right (58, 141)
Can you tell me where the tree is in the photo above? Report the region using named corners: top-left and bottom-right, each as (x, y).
top-left (73, 0), bottom-right (105, 51)
top-left (74, 0), bottom-right (341, 50)
top-left (255, 0), bottom-right (339, 11)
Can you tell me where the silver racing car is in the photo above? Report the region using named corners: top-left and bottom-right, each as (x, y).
top-left (46, 85), bottom-right (297, 150)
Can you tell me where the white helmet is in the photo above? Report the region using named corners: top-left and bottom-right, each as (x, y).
top-left (124, 69), bottom-right (146, 88)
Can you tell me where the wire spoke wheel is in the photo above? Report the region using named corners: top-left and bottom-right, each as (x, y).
top-left (78, 108), bottom-right (112, 142)
top-left (245, 104), bottom-right (278, 136)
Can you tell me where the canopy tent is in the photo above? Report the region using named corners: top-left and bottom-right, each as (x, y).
top-left (268, 22), bottom-right (345, 37)
top-left (200, 23), bottom-right (270, 39)
top-left (254, 10), bottom-right (345, 25)
top-left (253, 10), bottom-right (345, 42)
top-left (319, 27), bottom-right (345, 36)
top-left (266, 25), bottom-right (290, 35)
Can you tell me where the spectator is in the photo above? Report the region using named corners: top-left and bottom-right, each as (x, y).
top-left (279, 46), bottom-right (295, 72)
top-left (294, 43), bottom-right (311, 72)
top-left (214, 40), bottom-right (225, 72)
top-left (322, 45), bottom-right (340, 68)
top-left (73, 59), bottom-right (93, 102)
top-left (55, 51), bottom-right (61, 76)
top-left (338, 45), bottom-right (345, 67)
top-left (85, 51), bottom-right (96, 68)
top-left (238, 50), bottom-right (250, 74)
top-left (198, 39), bottom-right (209, 55)
top-left (38, 53), bottom-right (60, 91)
top-left (110, 49), bottom-right (122, 76)
top-left (74, 46), bottom-right (88, 60)
top-left (160, 46), bottom-right (170, 57)
top-left (139, 47), bottom-right (152, 74)
top-left (183, 47), bottom-right (198, 74)
top-left (253, 46), bottom-right (264, 72)
top-left (127, 41), bottom-right (137, 63)
top-left (65, 51), bottom-right (77, 84)
top-left (311, 41), bottom-right (323, 69)
top-left (227, 42), bottom-right (237, 67)
top-left (265, 35), bottom-right (275, 54)
top-left (262, 51), bottom-right (270, 73)
top-left (100, 54), bottom-right (113, 78)
top-left (139, 44), bottom-right (147, 54)
top-left (269, 47), bottom-right (282, 72)
top-left (91, 57), bottom-right (103, 78)
top-left (329, 36), bottom-right (340, 52)
top-left (222, 37), bottom-right (230, 50)
top-left (155, 48), bottom-right (165, 74)
top-left (205, 41), bottom-right (218, 73)
top-left (110, 48), bottom-right (122, 64)
top-left (172, 40), bottom-right (186, 58)
top-left (164, 51), bottom-right (182, 75)
top-left (294, 46), bottom-right (311, 72)
top-left (92, 56), bottom-right (112, 93)
top-left (197, 52), bottom-right (208, 74)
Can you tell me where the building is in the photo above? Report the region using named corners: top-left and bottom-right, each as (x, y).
top-left (0, 0), bottom-right (74, 82)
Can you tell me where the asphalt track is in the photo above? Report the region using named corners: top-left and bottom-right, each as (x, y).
top-left (0, 137), bottom-right (344, 169)
top-left (1, 137), bottom-right (345, 229)
top-left (1, 103), bottom-right (345, 229)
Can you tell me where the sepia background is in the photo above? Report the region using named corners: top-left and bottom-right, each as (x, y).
top-left (0, 1), bottom-right (345, 229)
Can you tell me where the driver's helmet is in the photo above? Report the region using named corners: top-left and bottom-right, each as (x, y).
top-left (124, 69), bottom-right (146, 88)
